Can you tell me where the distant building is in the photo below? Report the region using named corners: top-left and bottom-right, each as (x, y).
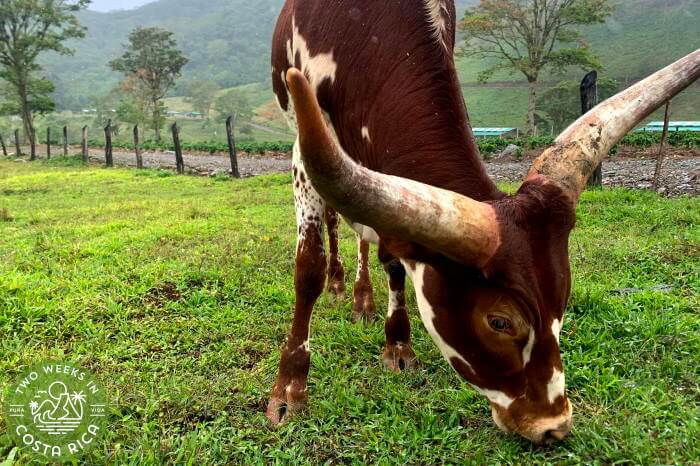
top-left (471, 128), bottom-right (518, 138)
top-left (637, 121), bottom-right (700, 132)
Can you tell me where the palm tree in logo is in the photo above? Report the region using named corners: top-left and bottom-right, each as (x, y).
top-left (31, 381), bottom-right (84, 426)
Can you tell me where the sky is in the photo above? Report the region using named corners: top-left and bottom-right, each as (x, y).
top-left (88, 0), bottom-right (155, 12)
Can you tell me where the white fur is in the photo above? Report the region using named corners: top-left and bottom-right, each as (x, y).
top-left (423, 0), bottom-right (449, 48)
top-left (547, 368), bottom-right (565, 404)
top-left (387, 287), bottom-right (401, 319)
top-left (292, 139), bottom-right (325, 247)
top-left (361, 126), bottom-right (371, 143)
top-left (348, 222), bottom-right (380, 244)
top-left (522, 328), bottom-right (535, 367)
top-left (403, 262), bottom-right (516, 409)
top-left (355, 235), bottom-right (366, 281)
top-left (292, 19), bottom-right (338, 93)
top-left (551, 318), bottom-right (562, 344)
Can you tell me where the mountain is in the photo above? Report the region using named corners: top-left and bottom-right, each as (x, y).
top-left (42, 0), bottom-right (699, 121)
top-left (88, 0), bottom-right (155, 12)
top-left (43, 0), bottom-right (285, 109)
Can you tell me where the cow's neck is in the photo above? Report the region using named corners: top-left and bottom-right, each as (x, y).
top-left (330, 48), bottom-right (504, 203)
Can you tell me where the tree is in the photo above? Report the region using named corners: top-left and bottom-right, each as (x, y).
top-left (459, 0), bottom-right (613, 135)
top-left (0, 0), bottom-right (89, 158)
top-left (537, 76), bottom-right (618, 133)
top-left (185, 81), bottom-right (219, 119)
top-left (214, 89), bottom-right (253, 123)
top-left (110, 27), bottom-right (188, 141)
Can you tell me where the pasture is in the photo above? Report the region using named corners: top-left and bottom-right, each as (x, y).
top-left (0, 157), bottom-right (698, 464)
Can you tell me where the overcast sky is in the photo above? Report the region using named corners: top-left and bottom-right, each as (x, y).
top-left (88, 0), bottom-right (154, 12)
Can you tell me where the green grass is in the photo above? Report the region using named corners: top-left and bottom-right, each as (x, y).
top-left (0, 158), bottom-right (698, 465)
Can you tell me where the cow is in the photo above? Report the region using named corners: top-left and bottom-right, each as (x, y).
top-left (265, 0), bottom-right (700, 444)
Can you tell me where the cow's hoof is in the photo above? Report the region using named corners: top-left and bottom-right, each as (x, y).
top-left (265, 385), bottom-right (307, 425)
top-left (327, 279), bottom-right (346, 301)
top-left (351, 288), bottom-right (377, 323)
top-left (382, 342), bottom-right (417, 372)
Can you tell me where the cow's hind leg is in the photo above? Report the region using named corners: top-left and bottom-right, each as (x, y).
top-left (325, 207), bottom-right (346, 300)
top-left (379, 245), bottom-right (417, 372)
top-left (266, 141), bottom-right (326, 425)
top-left (352, 236), bottom-right (377, 322)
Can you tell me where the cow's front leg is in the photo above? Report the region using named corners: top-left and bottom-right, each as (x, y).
top-left (325, 207), bottom-right (346, 300)
top-left (379, 246), bottom-right (417, 372)
top-left (352, 236), bottom-right (377, 322)
top-left (266, 141), bottom-right (326, 425)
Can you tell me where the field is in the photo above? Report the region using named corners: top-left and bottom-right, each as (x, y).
top-left (0, 158), bottom-right (698, 464)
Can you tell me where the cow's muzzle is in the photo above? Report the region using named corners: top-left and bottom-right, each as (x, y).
top-left (491, 398), bottom-right (573, 444)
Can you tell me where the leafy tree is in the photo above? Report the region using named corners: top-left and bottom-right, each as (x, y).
top-left (0, 0), bottom-right (89, 157)
top-left (537, 76), bottom-right (618, 133)
top-left (110, 27), bottom-right (188, 141)
top-left (459, 0), bottom-right (614, 135)
top-left (185, 81), bottom-right (219, 119)
top-left (214, 89), bottom-right (253, 123)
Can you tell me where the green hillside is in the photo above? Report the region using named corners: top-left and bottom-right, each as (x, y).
top-left (30, 0), bottom-right (700, 127)
top-left (42, 0), bottom-right (285, 109)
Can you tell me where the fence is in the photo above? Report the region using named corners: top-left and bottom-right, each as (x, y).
top-left (0, 117), bottom-right (247, 178)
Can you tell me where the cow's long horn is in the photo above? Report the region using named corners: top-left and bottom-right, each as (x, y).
top-left (529, 49), bottom-right (700, 204)
top-left (286, 68), bottom-right (500, 267)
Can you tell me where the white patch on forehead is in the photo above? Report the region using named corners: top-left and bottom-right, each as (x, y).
top-left (361, 126), bottom-right (371, 143)
top-left (292, 18), bottom-right (338, 93)
top-left (547, 368), bottom-right (565, 404)
top-left (522, 328), bottom-right (535, 366)
top-left (551, 319), bottom-right (562, 344)
top-left (476, 387), bottom-right (515, 409)
top-left (403, 262), bottom-right (516, 409)
top-left (423, 0), bottom-right (449, 49)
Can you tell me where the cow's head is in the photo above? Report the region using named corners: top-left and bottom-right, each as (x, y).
top-left (284, 50), bottom-right (700, 443)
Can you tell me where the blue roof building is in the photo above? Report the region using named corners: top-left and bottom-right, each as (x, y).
top-left (637, 121), bottom-right (700, 132)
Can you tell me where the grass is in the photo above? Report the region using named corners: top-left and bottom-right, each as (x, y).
top-left (0, 158), bottom-right (698, 465)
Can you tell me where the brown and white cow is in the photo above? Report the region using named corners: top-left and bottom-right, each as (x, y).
top-left (265, 0), bottom-right (700, 443)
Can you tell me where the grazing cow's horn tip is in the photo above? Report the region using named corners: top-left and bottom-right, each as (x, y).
top-left (286, 68), bottom-right (305, 87)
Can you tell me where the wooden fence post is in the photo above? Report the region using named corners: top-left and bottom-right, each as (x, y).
top-left (226, 116), bottom-right (241, 178)
top-left (653, 100), bottom-right (672, 190)
top-left (171, 122), bottom-right (184, 174)
top-left (82, 126), bottom-right (89, 163)
top-left (46, 127), bottom-right (51, 160)
top-left (63, 126), bottom-right (69, 156)
top-left (0, 133), bottom-right (7, 157)
top-left (582, 70), bottom-right (602, 187)
top-left (134, 125), bottom-right (143, 169)
top-left (14, 129), bottom-right (21, 156)
top-left (104, 120), bottom-right (113, 167)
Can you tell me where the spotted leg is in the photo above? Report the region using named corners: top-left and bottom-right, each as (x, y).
top-left (266, 140), bottom-right (326, 425)
top-left (325, 207), bottom-right (346, 300)
top-left (352, 236), bottom-right (377, 322)
top-left (379, 245), bottom-right (417, 372)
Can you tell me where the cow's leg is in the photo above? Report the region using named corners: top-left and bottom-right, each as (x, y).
top-left (325, 207), bottom-right (346, 300)
top-left (379, 245), bottom-right (417, 372)
top-left (352, 236), bottom-right (377, 322)
top-left (266, 141), bottom-right (326, 425)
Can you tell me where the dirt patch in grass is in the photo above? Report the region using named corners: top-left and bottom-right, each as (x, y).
top-left (144, 282), bottom-right (182, 308)
top-left (0, 207), bottom-right (13, 222)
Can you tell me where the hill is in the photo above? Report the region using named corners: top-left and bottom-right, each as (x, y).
top-left (38, 0), bottom-right (700, 125)
top-left (89, 0), bottom-right (154, 12)
top-left (43, 0), bottom-right (285, 109)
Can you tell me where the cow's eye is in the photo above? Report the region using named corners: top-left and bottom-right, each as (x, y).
top-left (488, 316), bottom-right (512, 333)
